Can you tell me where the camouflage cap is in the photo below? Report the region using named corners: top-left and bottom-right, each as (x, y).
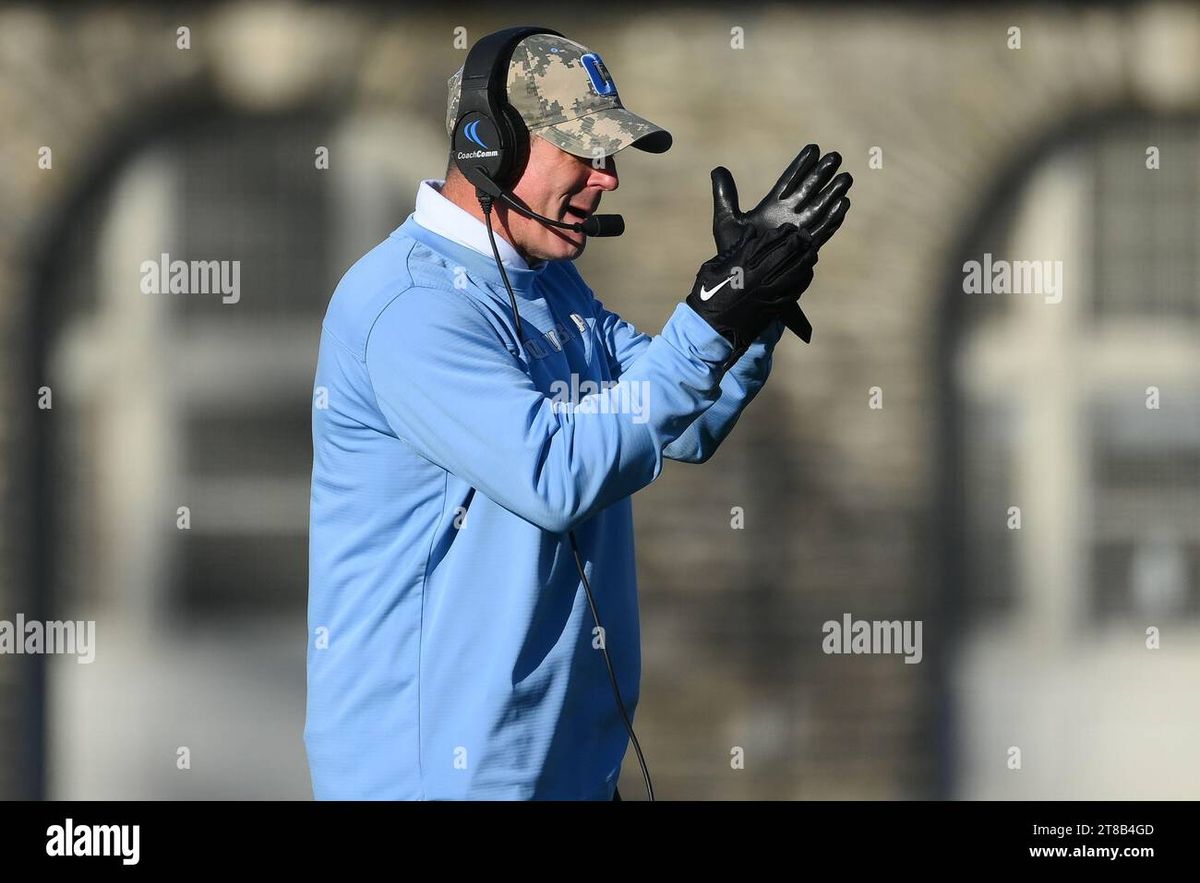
top-left (446, 32), bottom-right (672, 159)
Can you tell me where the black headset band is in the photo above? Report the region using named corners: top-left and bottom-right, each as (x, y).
top-left (460, 26), bottom-right (561, 100)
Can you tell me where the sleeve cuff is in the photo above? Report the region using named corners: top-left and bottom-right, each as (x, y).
top-left (671, 302), bottom-right (735, 365)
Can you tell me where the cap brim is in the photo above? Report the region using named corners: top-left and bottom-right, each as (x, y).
top-left (533, 107), bottom-right (673, 159)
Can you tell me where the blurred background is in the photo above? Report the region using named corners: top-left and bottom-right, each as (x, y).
top-left (2, 1), bottom-right (1199, 800)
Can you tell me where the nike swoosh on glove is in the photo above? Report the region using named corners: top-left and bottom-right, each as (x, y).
top-left (686, 222), bottom-right (818, 364)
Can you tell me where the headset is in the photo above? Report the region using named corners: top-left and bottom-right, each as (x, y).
top-left (450, 26), bottom-right (654, 802)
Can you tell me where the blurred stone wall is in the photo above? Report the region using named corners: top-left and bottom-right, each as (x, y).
top-left (2, 2), bottom-right (1199, 798)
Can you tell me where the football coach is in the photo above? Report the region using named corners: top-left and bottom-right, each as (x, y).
top-left (305, 26), bottom-right (852, 800)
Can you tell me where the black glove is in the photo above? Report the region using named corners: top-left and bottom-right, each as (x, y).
top-left (686, 222), bottom-right (817, 365)
top-left (711, 145), bottom-right (852, 343)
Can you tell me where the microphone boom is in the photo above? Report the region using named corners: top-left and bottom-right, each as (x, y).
top-left (491, 186), bottom-right (625, 238)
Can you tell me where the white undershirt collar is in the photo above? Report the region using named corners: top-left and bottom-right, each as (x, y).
top-left (413, 178), bottom-right (544, 271)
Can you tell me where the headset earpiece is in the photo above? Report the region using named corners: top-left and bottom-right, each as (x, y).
top-left (451, 26), bottom-right (563, 196)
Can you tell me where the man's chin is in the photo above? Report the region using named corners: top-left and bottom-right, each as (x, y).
top-left (540, 231), bottom-right (586, 261)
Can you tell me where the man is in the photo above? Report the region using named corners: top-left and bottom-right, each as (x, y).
top-left (305, 30), bottom-right (850, 800)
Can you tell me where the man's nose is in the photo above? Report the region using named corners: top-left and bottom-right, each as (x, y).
top-left (588, 155), bottom-right (619, 191)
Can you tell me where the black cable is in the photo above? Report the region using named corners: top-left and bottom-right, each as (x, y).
top-left (480, 197), bottom-right (528, 351)
top-left (479, 196), bottom-right (655, 802)
top-left (568, 530), bottom-right (655, 803)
